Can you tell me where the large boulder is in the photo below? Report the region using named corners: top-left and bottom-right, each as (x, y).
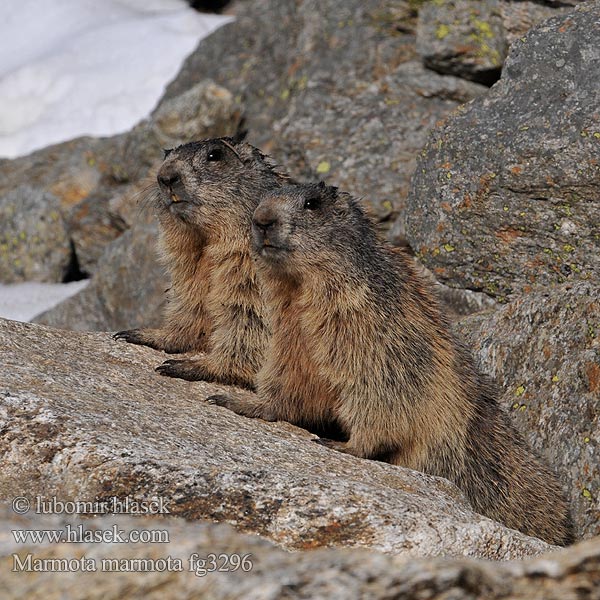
top-left (415, 0), bottom-right (574, 86)
top-left (2, 509), bottom-right (599, 599)
top-left (456, 281), bottom-right (600, 539)
top-left (417, 0), bottom-right (507, 85)
top-left (403, 1), bottom-right (600, 300)
top-left (0, 318), bottom-right (552, 560)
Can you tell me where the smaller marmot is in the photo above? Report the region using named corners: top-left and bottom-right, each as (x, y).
top-left (213, 182), bottom-right (574, 546)
top-left (114, 136), bottom-right (291, 389)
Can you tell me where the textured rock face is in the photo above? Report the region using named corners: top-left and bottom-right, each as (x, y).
top-left (416, 0), bottom-right (572, 86)
top-left (456, 282), bottom-right (600, 540)
top-left (1, 510), bottom-right (599, 600)
top-left (0, 318), bottom-right (553, 560)
top-left (274, 60), bottom-right (486, 229)
top-left (34, 222), bottom-right (166, 332)
top-left (417, 0), bottom-right (507, 85)
top-left (161, 0), bottom-right (488, 231)
top-left (0, 186), bottom-right (72, 283)
top-left (404, 1), bottom-right (600, 300)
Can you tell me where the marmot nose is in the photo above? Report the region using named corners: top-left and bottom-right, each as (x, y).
top-left (157, 168), bottom-right (180, 189)
top-left (253, 206), bottom-right (279, 233)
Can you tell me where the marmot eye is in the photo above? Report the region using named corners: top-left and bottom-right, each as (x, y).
top-left (207, 148), bottom-right (224, 162)
top-left (303, 196), bottom-right (321, 210)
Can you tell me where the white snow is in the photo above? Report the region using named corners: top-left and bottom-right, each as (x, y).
top-left (0, 0), bottom-right (232, 158)
top-left (0, 0), bottom-right (231, 322)
top-left (0, 280), bottom-right (89, 322)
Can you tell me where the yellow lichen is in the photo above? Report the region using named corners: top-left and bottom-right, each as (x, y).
top-left (316, 161), bottom-right (331, 174)
top-left (436, 24), bottom-right (450, 39)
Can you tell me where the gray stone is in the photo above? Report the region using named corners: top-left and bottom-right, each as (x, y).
top-left (456, 282), bottom-right (600, 539)
top-left (0, 318), bottom-right (553, 560)
top-left (274, 61), bottom-right (487, 228)
top-left (417, 0), bottom-right (507, 85)
top-left (34, 222), bottom-right (166, 332)
top-left (1, 508), bottom-right (599, 599)
top-left (0, 186), bottom-right (72, 283)
top-left (403, 1), bottom-right (600, 300)
top-left (500, 1), bottom-right (573, 46)
top-left (66, 193), bottom-right (127, 276)
top-left (416, 1), bottom-right (575, 86)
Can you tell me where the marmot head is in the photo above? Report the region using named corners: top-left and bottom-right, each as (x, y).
top-left (155, 136), bottom-right (288, 234)
top-left (252, 182), bottom-right (375, 279)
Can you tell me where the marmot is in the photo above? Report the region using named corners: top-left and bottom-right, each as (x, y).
top-left (114, 136), bottom-right (291, 389)
top-left (212, 182), bottom-right (574, 546)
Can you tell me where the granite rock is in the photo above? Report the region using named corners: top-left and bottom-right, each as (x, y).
top-left (456, 282), bottom-right (600, 539)
top-left (34, 222), bottom-right (166, 332)
top-left (404, 1), bottom-right (600, 300)
top-left (1, 509), bottom-right (599, 599)
top-left (0, 318), bottom-right (553, 560)
top-left (0, 186), bottom-right (72, 284)
top-left (417, 0), bottom-right (507, 85)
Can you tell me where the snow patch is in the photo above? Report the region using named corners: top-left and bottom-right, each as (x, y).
top-left (0, 280), bottom-right (89, 322)
top-left (0, 0), bottom-right (231, 158)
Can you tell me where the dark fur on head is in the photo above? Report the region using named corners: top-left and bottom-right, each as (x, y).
top-left (155, 137), bottom-right (289, 238)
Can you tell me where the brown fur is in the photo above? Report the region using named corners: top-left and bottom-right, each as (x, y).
top-left (213, 182), bottom-right (574, 546)
top-left (114, 137), bottom-right (290, 389)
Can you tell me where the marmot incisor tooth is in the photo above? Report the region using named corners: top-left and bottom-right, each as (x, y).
top-left (114, 136), bottom-right (291, 389)
top-left (213, 182), bottom-right (574, 546)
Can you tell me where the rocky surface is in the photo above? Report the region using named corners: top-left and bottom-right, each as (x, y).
top-left (416, 0), bottom-right (572, 86)
top-left (456, 282), bottom-right (600, 540)
top-left (1, 509), bottom-right (599, 599)
top-left (404, 1), bottom-right (600, 300)
top-left (0, 186), bottom-right (73, 284)
top-left (273, 60), bottom-right (486, 228)
top-left (0, 80), bottom-right (241, 288)
top-left (35, 223), bottom-right (166, 332)
top-left (161, 0), bottom-right (488, 230)
top-left (0, 318), bottom-right (553, 560)
top-left (417, 0), bottom-right (507, 85)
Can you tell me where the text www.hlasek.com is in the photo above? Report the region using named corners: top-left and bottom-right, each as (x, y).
top-left (13, 524), bottom-right (169, 544)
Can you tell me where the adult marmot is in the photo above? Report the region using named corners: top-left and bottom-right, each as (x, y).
top-left (115, 137), bottom-right (290, 389)
top-left (213, 182), bottom-right (574, 545)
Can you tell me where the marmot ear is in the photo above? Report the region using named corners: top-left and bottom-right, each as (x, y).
top-left (163, 148), bottom-right (173, 159)
top-left (325, 185), bottom-right (339, 202)
top-left (232, 129), bottom-right (248, 144)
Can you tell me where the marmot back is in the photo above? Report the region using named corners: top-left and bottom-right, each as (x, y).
top-left (115, 137), bottom-right (291, 389)
top-left (214, 182), bottom-right (574, 546)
